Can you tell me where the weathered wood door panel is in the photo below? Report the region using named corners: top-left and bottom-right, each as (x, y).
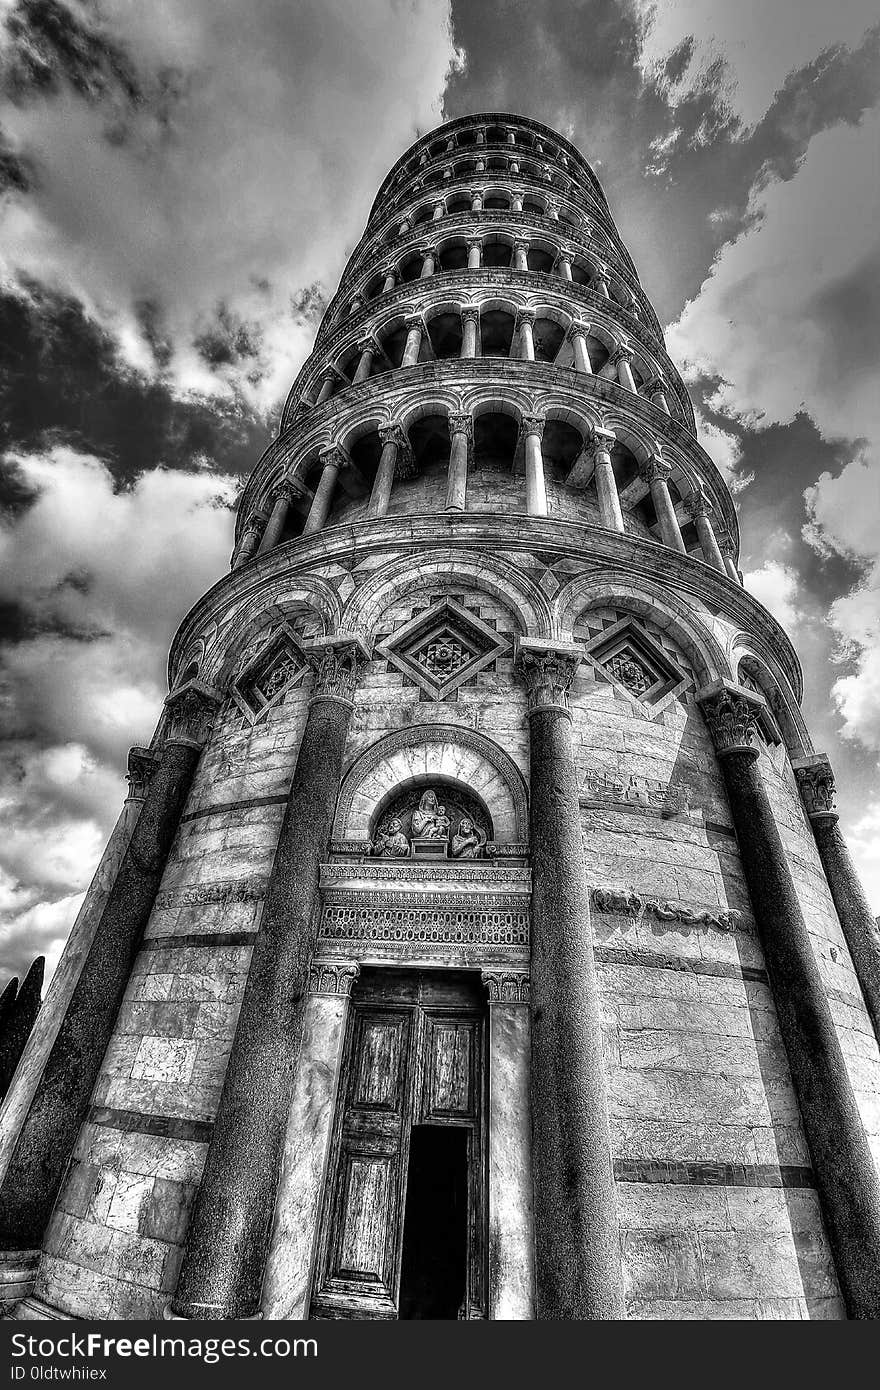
top-left (311, 970), bottom-right (486, 1320)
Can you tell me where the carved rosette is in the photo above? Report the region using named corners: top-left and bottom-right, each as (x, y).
top-left (163, 681), bottom-right (222, 750)
top-left (793, 755), bottom-right (838, 824)
top-left (698, 688), bottom-right (761, 759)
top-left (126, 746), bottom-right (159, 802)
top-left (306, 637), bottom-right (370, 706)
top-left (481, 969), bottom-right (530, 1006)
top-left (308, 961), bottom-right (360, 997)
top-left (515, 644), bottom-right (580, 717)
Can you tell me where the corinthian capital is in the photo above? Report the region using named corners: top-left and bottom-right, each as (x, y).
top-left (304, 634), bottom-right (371, 706)
top-left (126, 746), bottom-right (159, 802)
top-left (696, 679), bottom-right (765, 759)
top-left (163, 679), bottom-right (222, 750)
top-left (792, 753), bottom-right (838, 823)
top-left (515, 638), bottom-right (581, 716)
top-left (448, 412), bottom-right (474, 441)
top-left (685, 487), bottom-right (712, 519)
top-left (639, 454), bottom-right (673, 485)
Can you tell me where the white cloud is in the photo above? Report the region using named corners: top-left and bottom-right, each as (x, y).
top-left (0, 445), bottom-right (237, 979)
top-left (636, 0), bottom-right (878, 127)
top-left (846, 799), bottom-right (880, 913)
top-left (741, 560), bottom-right (803, 631)
top-left (0, 0), bottom-right (460, 411)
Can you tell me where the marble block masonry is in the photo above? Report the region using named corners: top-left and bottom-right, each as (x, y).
top-left (2, 113), bottom-right (880, 1322)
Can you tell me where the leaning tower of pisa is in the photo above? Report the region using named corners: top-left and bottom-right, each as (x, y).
top-left (1, 113), bottom-right (880, 1323)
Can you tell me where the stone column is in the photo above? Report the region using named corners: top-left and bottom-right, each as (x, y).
top-left (302, 448), bottom-right (344, 536)
top-left (261, 962), bottom-right (360, 1319)
top-left (644, 376), bottom-right (670, 414)
top-left (352, 336), bottom-right (377, 385)
top-left (568, 321), bottom-right (594, 374)
top-left (506, 128), bottom-right (516, 145)
top-left (481, 970), bottom-right (535, 1321)
top-left (521, 416), bottom-right (547, 518)
top-left (315, 368), bottom-right (337, 405)
top-left (171, 637), bottom-right (369, 1320)
top-left (445, 414), bottom-right (472, 512)
top-left (594, 270), bottom-right (611, 299)
top-left (793, 753), bottom-right (880, 1041)
top-left (686, 492), bottom-right (726, 573)
top-left (348, 296), bottom-right (363, 317)
top-left (256, 485), bottom-right (295, 556)
top-left (419, 245), bottom-right (436, 278)
top-left (513, 241), bottom-right (529, 272)
top-left (516, 310), bottom-right (536, 362)
top-left (401, 314), bottom-right (424, 367)
top-left (0, 683), bottom-right (220, 1253)
top-left (397, 217), bottom-right (410, 236)
top-left (466, 239), bottom-right (482, 270)
top-left (471, 191), bottom-right (483, 212)
top-left (0, 747), bottom-right (158, 1192)
top-left (719, 532), bottom-right (742, 584)
top-left (511, 191), bottom-right (524, 212)
top-left (614, 346), bottom-right (638, 394)
top-left (460, 307), bottom-right (479, 359)
top-left (366, 425), bottom-right (407, 520)
top-left (556, 249), bottom-right (573, 281)
top-left (698, 682), bottom-right (880, 1320)
top-left (381, 266), bottom-right (397, 294)
top-left (546, 203), bottom-right (559, 221)
top-left (474, 158), bottom-right (486, 173)
top-left (432, 200), bottom-right (445, 222)
top-left (230, 512), bottom-right (265, 570)
top-left (640, 456), bottom-right (686, 553)
top-left (515, 640), bottom-right (624, 1320)
top-left (476, 129), bottom-right (485, 145)
top-left (590, 428), bottom-right (624, 533)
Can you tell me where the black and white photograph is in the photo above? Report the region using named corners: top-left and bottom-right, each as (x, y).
top-left (0, 0), bottom-right (878, 1346)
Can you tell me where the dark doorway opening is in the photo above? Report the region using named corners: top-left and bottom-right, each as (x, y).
top-left (398, 1125), bottom-right (468, 1319)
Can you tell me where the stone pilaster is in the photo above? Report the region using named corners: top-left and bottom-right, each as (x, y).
top-left (170, 636), bottom-right (370, 1320)
top-left (698, 680), bottom-right (880, 1319)
top-left (0, 683), bottom-right (220, 1253)
top-left (515, 638), bottom-right (624, 1320)
top-left (793, 753), bottom-right (880, 1041)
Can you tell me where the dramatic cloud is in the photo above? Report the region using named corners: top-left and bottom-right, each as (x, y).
top-left (0, 0), bottom-right (461, 409)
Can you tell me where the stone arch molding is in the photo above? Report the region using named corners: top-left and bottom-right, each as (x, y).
top-left (336, 724), bottom-right (529, 843)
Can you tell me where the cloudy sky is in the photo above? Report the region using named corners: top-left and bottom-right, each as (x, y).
top-left (0, 0), bottom-right (878, 983)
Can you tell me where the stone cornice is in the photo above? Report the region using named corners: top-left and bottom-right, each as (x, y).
top-left (168, 511), bottom-right (800, 702)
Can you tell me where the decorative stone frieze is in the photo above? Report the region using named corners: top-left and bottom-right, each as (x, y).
top-left (590, 887), bottom-right (744, 933)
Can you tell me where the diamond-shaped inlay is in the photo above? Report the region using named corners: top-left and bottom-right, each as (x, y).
top-left (234, 631), bottom-right (306, 721)
top-left (584, 617), bottom-right (688, 709)
top-left (382, 598), bottom-right (509, 701)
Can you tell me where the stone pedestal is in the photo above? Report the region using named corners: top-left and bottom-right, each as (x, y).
top-left (699, 682), bottom-right (880, 1320)
top-left (516, 639), bottom-right (624, 1320)
top-left (0, 683), bottom-right (219, 1254)
top-left (171, 637), bottom-right (368, 1320)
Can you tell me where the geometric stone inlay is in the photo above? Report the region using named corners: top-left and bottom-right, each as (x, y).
top-left (583, 616), bottom-right (688, 708)
top-left (233, 630), bottom-right (307, 721)
top-left (381, 598), bottom-right (509, 701)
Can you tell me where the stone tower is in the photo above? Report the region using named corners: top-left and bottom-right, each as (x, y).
top-left (2, 113), bottom-right (880, 1323)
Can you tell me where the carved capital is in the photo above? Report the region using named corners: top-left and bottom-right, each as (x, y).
top-left (378, 423), bottom-right (408, 452)
top-left (274, 480), bottom-right (298, 505)
top-left (696, 680), bottom-right (764, 759)
top-left (460, 305), bottom-right (480, 324)
top-left (639, 454), bottom-right (673, 485)
top-left (242, 511), bottom-right (266, 538)
top-left (304, 634), bottom-right (371, 706)
top-left (519, 413), bottom-right (544, 441)
top-left (515, 638), bottom-right (581, 716)
top-left (481, 969), bottom-right (529, 1005)
top-left (587, 426), bottom-right (616, 460)
top-left (355, 335), bottom-right (378, 356)
top-left (612, 343), bottom-right (635, 364)
top-left (513, 239), bottom-right (529, 254)
top-left (418, 244), bottom-right (437, 259)
top-left (567, 319), bottom-right (590, 341)
top-left (516, 308), bottom-right (536, 327)
top-left (163, 680), bottom-right (222, 750)
top-left (308, 960), bottom-right (360, 997)
top-left (448, 412), bottom-right (474, 442)
top-left (317, 445), bottom-right (348, 474)
top-left (404, 313), bottom-right (424, 333)
top-left (685, 488), bottom-right (712, 519)
top-left (126, 746), bottom-right (159, 802)
top-left (556, 247), bottom-right (575, 265)
top-left (792, 754), bottom-right (838, 824)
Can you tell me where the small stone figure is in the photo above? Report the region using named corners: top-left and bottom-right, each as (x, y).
top-left (410, 789), bottom-right (450, 839)
top-left (371, 816), bottom-right (410, 857)
top-left (451, 816), bottom-right (487, 859)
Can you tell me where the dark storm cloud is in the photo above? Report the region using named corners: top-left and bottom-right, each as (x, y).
top-left (2, 0), bottom-right (141, 104)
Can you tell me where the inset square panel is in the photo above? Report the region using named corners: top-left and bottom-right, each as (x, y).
top-left (380, 598), bottom-right (510, 700)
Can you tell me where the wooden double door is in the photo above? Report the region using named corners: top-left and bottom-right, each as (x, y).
top-left (310, 969), bottom-right (487, 1320)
